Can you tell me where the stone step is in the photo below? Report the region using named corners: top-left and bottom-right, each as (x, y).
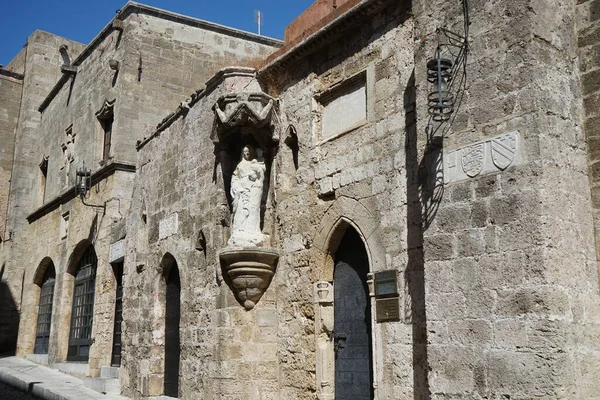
top-left (24, 354), bottom-right (48, 366)
top-left (53, 362), bottom-right (89, 378)
top-left (83, 376), bottom-right (121, 395)
top-left (101, 366), bottom-right (120, 379)
top-left (148, 396), bottom-right (178, 400)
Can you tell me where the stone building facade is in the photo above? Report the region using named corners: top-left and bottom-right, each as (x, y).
top-left (2, 0), bottom-right (600, 399)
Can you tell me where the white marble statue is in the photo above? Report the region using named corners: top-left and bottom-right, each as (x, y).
top-left (228, 145), bottom-right (266, 246)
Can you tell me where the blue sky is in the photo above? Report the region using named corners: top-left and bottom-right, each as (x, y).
top-left (0, 0), bottom-right (315, 66)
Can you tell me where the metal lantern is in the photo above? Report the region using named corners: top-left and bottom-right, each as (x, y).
top-left (427, 47), bottom-right (454, 121)
top-left (76, 166), bottom-right (91, 200)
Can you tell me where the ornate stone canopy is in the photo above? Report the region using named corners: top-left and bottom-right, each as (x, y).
top-left (211, 92), bottom-right (279, 145)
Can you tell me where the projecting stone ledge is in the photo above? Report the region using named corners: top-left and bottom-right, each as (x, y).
top-left (218, 247), bottom-right (279, 310)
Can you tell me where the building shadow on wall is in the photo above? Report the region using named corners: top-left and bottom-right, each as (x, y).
top-left (405, 69), bottom-right (445, 400)
top-left (0, 266), bottom-right (19, 356)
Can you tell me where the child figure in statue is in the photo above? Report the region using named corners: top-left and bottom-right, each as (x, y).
top-left (228, 144), bottom-right (266, 246)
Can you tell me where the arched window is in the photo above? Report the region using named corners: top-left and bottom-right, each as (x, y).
top-left (34, 264), bottom-right (56, 354)
top-left (67, 246), bottom-right (97, 361)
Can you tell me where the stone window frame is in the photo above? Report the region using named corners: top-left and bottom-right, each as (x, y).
top-left (39, 155), bottom-right (49, 204)
top-left (60, 211), bottom-right (69, 240)
top-left (312, 70), bottom-right (370, 145)
top-left (96, 99), bottom-right (116, 163)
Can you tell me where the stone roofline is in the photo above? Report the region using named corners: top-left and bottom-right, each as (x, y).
top-left (135, 0), bottom-right (402, 151)
top-left (258, 0), bottom-right (399, 75)
top-left (38, 1), bottom-right (283, 113)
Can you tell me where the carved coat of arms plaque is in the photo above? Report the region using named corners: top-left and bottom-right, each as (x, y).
top-left (461, 143), bottom-right (484, 177)
top-left (491, 131), bottom-right (517, 170)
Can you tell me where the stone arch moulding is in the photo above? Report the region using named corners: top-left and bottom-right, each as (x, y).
top-left (313, 196), bottom-right (386, 282)
top-left (66, 239), bottom-right (93, 276)
top-left (33, 257), bottom-right (55, 286)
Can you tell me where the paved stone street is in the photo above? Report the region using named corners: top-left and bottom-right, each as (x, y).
top-left (0, 357), bottom-right (128, 400)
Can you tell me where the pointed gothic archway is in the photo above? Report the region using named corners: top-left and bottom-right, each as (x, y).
top-left (312, 197), bottom-right (387, 400)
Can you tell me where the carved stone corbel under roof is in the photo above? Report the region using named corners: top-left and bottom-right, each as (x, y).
top-left (211, 92), bottom-right (280, 145)
top-left (96, 98), bottom-right (116, 119)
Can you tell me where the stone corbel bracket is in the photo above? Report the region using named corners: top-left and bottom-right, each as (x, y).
top-left (211, 92), bottom-right (280, 144)
top-left (219, 247), bottom-right (279, 310)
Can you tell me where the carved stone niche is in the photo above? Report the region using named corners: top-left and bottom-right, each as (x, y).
top-left (213, 86), bottom-right (281, 310)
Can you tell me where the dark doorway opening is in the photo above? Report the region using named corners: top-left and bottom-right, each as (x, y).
top-left (333, 227), bottom-right (374, 399)
top-left (164, 259), bottom-right (180, 398)
top-left (111, 262), bottom-right (123, 366)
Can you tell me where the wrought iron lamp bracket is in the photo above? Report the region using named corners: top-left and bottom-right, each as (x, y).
top-left (76, 165), bottom-right (106, 213)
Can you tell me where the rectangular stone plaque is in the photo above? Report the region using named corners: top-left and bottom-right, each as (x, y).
top-left (375, 297), bottom-right (400, 323)
top-left (321, 79), bottom-right (366, 139)
top-left (159, 213), bottom-right (178, 240)
top-left (374, 270), bottom-right (398, 297)
top-left (109, 239), bottom-right (125, 263)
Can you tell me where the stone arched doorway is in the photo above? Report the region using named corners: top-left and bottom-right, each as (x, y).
top-left (159, 253), bottom-right (181, 398)
top-left (333, 227), bottom-right (374, 399)
top-left (312, 197), bottom-right (385, 400)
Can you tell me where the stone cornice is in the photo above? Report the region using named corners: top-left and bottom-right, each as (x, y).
top-left (26, 161), bottom-right (136, 223)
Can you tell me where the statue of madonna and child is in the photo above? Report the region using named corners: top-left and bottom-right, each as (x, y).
top-left (228, 144), bottom-right (266, 247)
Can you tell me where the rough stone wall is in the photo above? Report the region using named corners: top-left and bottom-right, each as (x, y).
top-left (0, 72), bottom-right (23, 240)
top-left (125, 2), bottom-right (415, 399)
top-left (123, 72), bottom-right (256, 398)
top-left (115, 12), bottom-right (280, 163)
top-left (15, 172), bottom-right (133, 377)
top-left (0, 72), bottom-right (22, 353)
top-left (413, 0), bottom-right (600, 398)
top-left (578, 0), bottom-right (600, 292)
top-left (0, 31), bottom-right (85, 354)
top-left (267, 4), bottom-right (415, 398)
top-left (6, 47), bottom-right (27, 75)
top-left (9, 6), bottom-right (280, 378)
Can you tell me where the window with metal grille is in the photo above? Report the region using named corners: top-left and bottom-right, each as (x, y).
top-left (67, 246), bottom-right (97, 362)
top-left (34, 265), bottom-right (55, 354)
